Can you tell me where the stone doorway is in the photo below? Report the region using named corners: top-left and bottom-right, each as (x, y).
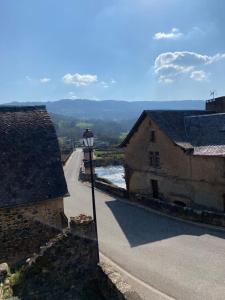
top-left (151, 179), bottom-right (159, 198)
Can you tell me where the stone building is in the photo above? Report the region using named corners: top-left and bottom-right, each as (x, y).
top-left (0, 106), bottom-right (68, 263)
top-left (121, 101), bottom-right (225, 212)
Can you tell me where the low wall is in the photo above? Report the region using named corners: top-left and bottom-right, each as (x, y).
top-left (0, 198), bottom-right (65, 265)
top-left (93, 178), bottom-right (225, 228)
top-left (1, 215), bottom-right (142, 300)
top-left (2, 217), bottom-right (99, 300)
top-left (61, 150), bottom-right (73, 165)
top-left (79, 164), bottom-right (128, 198)
top-left (130, 194), bottom-right (225, 228)
top-left (95, 180), bottom-right (128, 198)
top-left (0, 219), bottom-right (60, 266)
top-left (79, 168), bottom-right (97, 182)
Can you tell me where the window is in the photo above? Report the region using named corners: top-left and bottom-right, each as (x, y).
top-left (149, 151), bottom-right (154, 166)
top-left (150, 130), bottom-right (156, 142)
top-left (155, 152), bottom-right (160, 167)
top-left (149, 151), bottom-right (160, 168)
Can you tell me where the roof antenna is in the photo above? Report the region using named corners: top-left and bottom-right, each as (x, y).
top-left (210, 90), bottom-right (216, 101)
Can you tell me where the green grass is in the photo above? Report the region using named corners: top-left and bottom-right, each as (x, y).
top-left (2, 268), bottom-right (24, 299)
top-left (94, 150), bottom-right (124, 160)
top-left (76, 122), bottom-right (93, 129)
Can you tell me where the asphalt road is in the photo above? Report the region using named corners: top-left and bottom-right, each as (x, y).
top-left (64, 149), bottom-right (225, 300)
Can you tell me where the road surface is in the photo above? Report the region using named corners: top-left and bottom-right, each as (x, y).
top-left (64, 149), bottom-right (225, 300)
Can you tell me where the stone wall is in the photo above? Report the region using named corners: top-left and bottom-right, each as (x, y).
top-left (1, 215), bottom-right (142, 300)
top-left (61, 149), bottom-right (73, 165)
top-left (93, 177), bottom-right (225, 228)
top-left (95, 180), bottom-right (128, 198)
top-left (124, 115), bottom-right (225, 211)
top-left (0, 198), bottom-right (66, 265)
top-left (79, 167), bottom-right (97, 182)
top-left (1, 220), bottom-right (99, 299)
top-left (130, 193), bottom-right (225, 228)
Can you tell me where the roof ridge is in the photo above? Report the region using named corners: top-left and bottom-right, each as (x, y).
top-left (185, 112), bottom-right (225, 118)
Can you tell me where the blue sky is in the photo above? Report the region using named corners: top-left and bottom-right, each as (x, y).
top-left (1, 0), bottom-right (225, 102)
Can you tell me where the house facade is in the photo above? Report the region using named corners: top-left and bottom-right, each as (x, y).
top-left (121, 100), bottom-right (225, 212)
top-left (0, 106), bottom-right (68, 263)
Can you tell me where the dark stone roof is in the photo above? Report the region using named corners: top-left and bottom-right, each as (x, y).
top-left (146, 110), bottom-right (208, 150)
top-left (0, 106), bottom-right (68, 208)
top-left (120, 110), bottom-right (225, 157)
top-left (185, 113), bottom-right (225, 156)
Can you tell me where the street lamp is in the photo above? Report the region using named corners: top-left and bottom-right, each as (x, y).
top-left (83, 128), bottom-right (99, 262)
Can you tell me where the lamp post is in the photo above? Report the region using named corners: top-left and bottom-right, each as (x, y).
top-left (83, 128), bottom-right (99, 262)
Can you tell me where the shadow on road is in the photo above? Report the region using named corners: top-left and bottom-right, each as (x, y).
top-left (106, 199), bottom-right (225, 247)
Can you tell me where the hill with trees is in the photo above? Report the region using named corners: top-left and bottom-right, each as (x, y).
top-left (4, 98), bottom-right (206, 147)
top-left (6, 99), bottom-right (205, 121)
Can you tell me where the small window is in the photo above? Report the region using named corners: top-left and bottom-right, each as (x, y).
top-left (149, 151), bottom-right (160, 168)
top-left (155, 152), bottom-right (160, 167)
top-left (150, 130), bottom-right (156, 142)
top-left (149, 151), bottom-right (154, 166)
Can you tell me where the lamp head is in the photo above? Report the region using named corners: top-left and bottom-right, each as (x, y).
top-left (83, 128), bottom-right (94, 148)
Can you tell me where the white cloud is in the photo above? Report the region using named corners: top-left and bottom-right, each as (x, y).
top-left (154, 27), bottom-right (207, 41)
top-left (40, 77), bottom-right (51, 83)
top-left (25, 75), bottom-right (32, 81)
top-left (206, 53), bottom-right (225, 64)
top-left (68, 91), bottom-right (79, 99)
top-left (153, 28), bottom-right (183, 40)
top-left (159, 76), bottom-right (174, 84)
top-left (154, 51), bottom-right (225, 83)
top-left (100, 81), bottom-right (109, 88)
top-left (190, 70), bottom-right (207, 81)
top-left (62, 73), bottom-right (98, 86)
top-left (99, 78), bottom-right (117, 88)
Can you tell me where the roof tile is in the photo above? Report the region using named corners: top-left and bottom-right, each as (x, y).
top-left (0, 106), bottom-right (68, 208)
top-left (121, 110), bottom-right (225, 157)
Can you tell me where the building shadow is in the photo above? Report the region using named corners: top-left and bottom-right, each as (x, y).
top-left (105, 199), bottom-right (225, 247)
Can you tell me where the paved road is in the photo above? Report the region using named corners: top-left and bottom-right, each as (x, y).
top-left (64, 149), bottom-right (225, 300)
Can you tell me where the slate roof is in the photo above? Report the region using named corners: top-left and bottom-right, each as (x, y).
top-left (0, 106), bottom-right (68, 208)
top-left (120, 110), bottom-right (225, 157)
top-left (185, 113), bottom-right (225, 156)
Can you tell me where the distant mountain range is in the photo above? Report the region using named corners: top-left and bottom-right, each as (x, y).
top-left (5, 99), bottom-right (205, 120)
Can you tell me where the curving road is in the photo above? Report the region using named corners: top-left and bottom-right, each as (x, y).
top-left (64, 149), bottom-right (225, 300)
